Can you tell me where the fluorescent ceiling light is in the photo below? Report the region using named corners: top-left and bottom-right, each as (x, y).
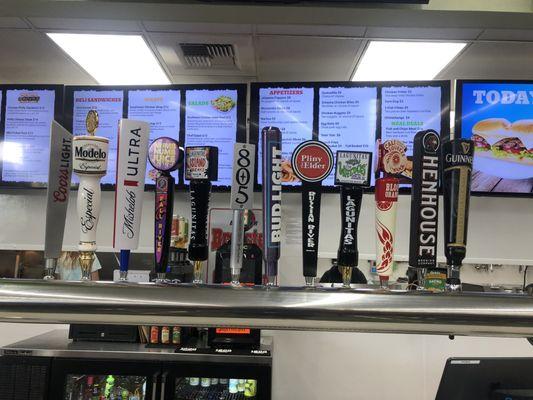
top-left (47, 33), bottom-right (170, 85)
top-left (352, 41), bottom-right (466, 81)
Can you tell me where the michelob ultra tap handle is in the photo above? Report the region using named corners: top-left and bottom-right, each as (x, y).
top-left (185, 146), bottom-right (219, 262)
top-left (261, 127), bottom-right (282, 285)
top-left (375, 177), bottom-right (399, 285)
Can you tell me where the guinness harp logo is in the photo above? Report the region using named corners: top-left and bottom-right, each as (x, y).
top-left (461, 142), bottom-right (471, 154)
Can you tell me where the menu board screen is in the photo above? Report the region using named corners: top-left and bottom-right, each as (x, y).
top-left (457, 80), bottom-right (533, 195)
top-left (184, 89), bottom-right (238, 186)
top-left (127, 89), bottom-right (181, 183)
top-left (0, 87), bottom-right (61, 186)
top-left (252, 81), bottom-right (448, 190)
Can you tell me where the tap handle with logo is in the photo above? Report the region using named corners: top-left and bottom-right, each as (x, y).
top-left (442, 138), bottom-right (474, 290)
top-left (408, 130), bottom-right (441, 288)
top-left (185, 146), bottom-right (219, 262)
top-left (148, 137), bottom-right (184, 279)
top-left (261, 127), bottom-right (282, 286)
top-left (335, 150), bottom-right (372, 287)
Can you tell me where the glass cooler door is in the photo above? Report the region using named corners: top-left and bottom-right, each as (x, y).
top-left (165, 363), bottom-right (271, 400)
top-left (48, 358), bottom-right (161, 400)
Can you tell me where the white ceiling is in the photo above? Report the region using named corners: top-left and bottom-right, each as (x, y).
top-left (0, 2), bottom-right (532, 87)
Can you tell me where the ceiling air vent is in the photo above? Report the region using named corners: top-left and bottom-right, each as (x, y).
top-left (178, 43), bottom-right (238, 69)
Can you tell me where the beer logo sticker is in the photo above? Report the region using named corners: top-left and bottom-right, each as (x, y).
top-left (73, 137), bottom-right (109, 174)
top-left (461, 141), bottom-right (471, 154)
top-left (148, 137), bottom-right (182, 173)
top-left (423, 131), bottom-right (440, 153)
top-left (185, 147), bottom-right (210, 180)
top-left (335, 151), bottom-right (372, 186)
top-left (291, 140), bottom-right (334, 183)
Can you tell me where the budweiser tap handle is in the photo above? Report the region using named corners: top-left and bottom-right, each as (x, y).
top-left (409, 130), bottom-right (440, 288)
top-left (334, 150), bottom-right (372, 287)
top-left (442, 138), bottom-right (474, 291)
top-left (261, 127), bottom-right (282, 286)
top-left (148, 137), bottom-right (184, 281)
top-left (375, 177), bottom-right (399, 287)
top-left (188, 179), bottom-right (211, 261)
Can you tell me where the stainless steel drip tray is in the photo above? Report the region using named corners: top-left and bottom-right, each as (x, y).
top-left (1, 330), bottom-right (273, 365)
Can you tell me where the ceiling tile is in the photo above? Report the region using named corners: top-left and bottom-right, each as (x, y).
top-left (365, 27), bottom-right (482, 40)
top-left (0, 17), bottom-right (29, 29)
top-left (256, 24), bottom-right (366, 37)
top-left (28, 17), bottom-right (140, 32)
top-left (256, 36), bottom-right (363, 81)
top-left (143, 21), bottom-right (252, 34)
top-left (0, 30), bottom-right (95, 84)
top-left (478, 29), bottom-right (533, 41)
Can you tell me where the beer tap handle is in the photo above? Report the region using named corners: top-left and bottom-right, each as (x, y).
top-left (154, 174), bottom-right (175, 277)
top-left (188, 179), bottom-right (211, 262)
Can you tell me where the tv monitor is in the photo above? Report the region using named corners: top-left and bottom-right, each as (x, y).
top-left (0, 85), bottom-right (64, 188)
top-left (250, 80), bottom-right (450, 191)
top-left (436, 358), bottom-right (533, 400)
top-left (456, 80), bottom-right (533, 196)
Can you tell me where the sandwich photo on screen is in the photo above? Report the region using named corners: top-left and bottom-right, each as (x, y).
top-left (459, 82), bottom-right (533, 194)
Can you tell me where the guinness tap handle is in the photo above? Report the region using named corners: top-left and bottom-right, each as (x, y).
top-left (334, 151), bottom-right (372, 287)
top-left (442, 138), bottom-right (474, 291)
top-left (185, 146), bottom-right (218, 283)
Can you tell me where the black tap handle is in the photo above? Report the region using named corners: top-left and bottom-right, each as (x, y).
top-left (154, 174), bottom-right (174, 274)
top-left (301, 181), bottom-right (323, 278)
top-left (337, 185), bottom-right (363, 267)
top-left (188, 180), bottom-right (211, 261)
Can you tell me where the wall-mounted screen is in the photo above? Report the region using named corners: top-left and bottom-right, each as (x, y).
top-left (0, 85), bottom-right (64, 188)
top-left (456, 80), bottom-right (533, 196)
top-left (250, 81), bottom-right (449, 191)
top-left (63, 84), bottom-right (246, 190)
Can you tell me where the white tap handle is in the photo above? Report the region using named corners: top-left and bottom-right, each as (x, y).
top-left (375, 177), bottom-right (399, 282)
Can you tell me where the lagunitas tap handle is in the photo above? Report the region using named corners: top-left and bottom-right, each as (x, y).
top-left (335, 151), bottom-right (372, 287)
top-left (185, 146), bottom-right (218, 283)
top-left (375, 178), bottom-right (399, 287)
top-left (148, 137), bottom-right (183, 282)
top-left (261, 127), bottom-right (282, 286)
top-left (442, 138), bottom-right (474, 291)
top-left (291, 141), bottom-right (334, 286)
top-left (72, 110), bottom-right (109, 280)
top-left (44, 121), bottom-right (73, 280)
top-left (113, 119), bottom-right (150, 281)
top-left (408, 130), bottom-right (440, 288)
top-left (229, 143), bottom-right (256, 285)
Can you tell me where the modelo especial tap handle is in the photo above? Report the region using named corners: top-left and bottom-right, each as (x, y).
top-left (409, 130), bottom-right (440, 287)
top-left (148, 137), bottom-right (183, 280)
top-left (291, 140), bottom-right (334, 286)
top-left (261, 127), bottom-right (282, 286)
top-left (442, 138), bottom-right (474, 290)
top-left (73, 110), bottom-right (109, 280)
top-left (335, 151), bottom-right (372, 287)
top-left (44, 121), bottom-right (73, 280)
top-left (113, 119), bottom-right (150, 281)
top-left (185, 146), bottom-right (218, 283)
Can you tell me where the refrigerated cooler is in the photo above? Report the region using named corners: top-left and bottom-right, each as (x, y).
top-left (0, 330), bottom-right (272, 400)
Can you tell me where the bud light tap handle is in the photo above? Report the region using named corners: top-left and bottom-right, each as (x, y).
top-left (148, 137), bottom-right (183, 281)
top-left (334, 151), bottom-right (372, 287)
top-left (442, 138), bottom-right (474, 291)
top-left (261, 127), bottom-right (282, 286)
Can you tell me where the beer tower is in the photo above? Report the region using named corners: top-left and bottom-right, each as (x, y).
top-left (43, 121), bottom-right (73, 279)
top-left (261, 127), bottom-right (282, 286)
top-left (291, 140), bottom-right (334, 286)
top-left (408, 130), bottom-right (441, 289)
top-left (113, 119), bottom-right (150, 281)
top-left (72, 111), bottom-right (109, 280)
top-left (148, 137), bottom-right (184, 282)
top-left (229, 143), bottom-right (256, 285)
top-left (185, 146), bottom-right (218, 284)
top-left (442, 138), bottom-right (474, 291)
top-left (335, 151), bottom-right (372, 287)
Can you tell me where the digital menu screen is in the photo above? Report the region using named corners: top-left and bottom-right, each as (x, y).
top-left (252, 81), bottom-right (448, 189)
top-left (457, 80), bottom-right (533, 195)
top-left (0, 86), bottom-right (63, 186)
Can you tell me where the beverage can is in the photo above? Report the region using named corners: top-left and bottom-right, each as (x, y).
top-left (150, 326), bottom-right (159, 344)
top-left (172, 326), bottom-right (181, 344)
top-left (229, 379), bottom-right (238, 394)
top-left (161, 326), bottom-right (170, 344)
top-left (211, 378), bottom-right (219, 385)
top-left (244, 380), bottom-right (257, 397)
top-left (238, 379), bottom-right (245, 392)
top-left (201, 377), bottom-right (211, 387)
top-left (189, 377), bottom-right (200, 386)
top-left (220, 378), bottom-right (228, 385)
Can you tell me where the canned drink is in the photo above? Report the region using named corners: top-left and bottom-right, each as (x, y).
top-left (150, 326), bottom-right (159, 344)
top-left (201, 377), bottom-right (211, 387)
top-left (172, 326), bottom-right (181, 345)
top-left (220, 378), bottom-right (228, 385)
top-left (210, 378), bottom-right (219, 385)
top-left (161, 326), bottom-right (170, 344)
top-left (244, 380), bottom-right (257, 397)
top-left (238, 379), bottom-right (245, 392)
top-left (229, 379), bottom-right (238, 394)
top-left (189, 377), bottom-right (200, 386)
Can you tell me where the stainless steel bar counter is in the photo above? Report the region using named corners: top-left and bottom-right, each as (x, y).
top-left (0, 279), bottom-right (533, 338)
